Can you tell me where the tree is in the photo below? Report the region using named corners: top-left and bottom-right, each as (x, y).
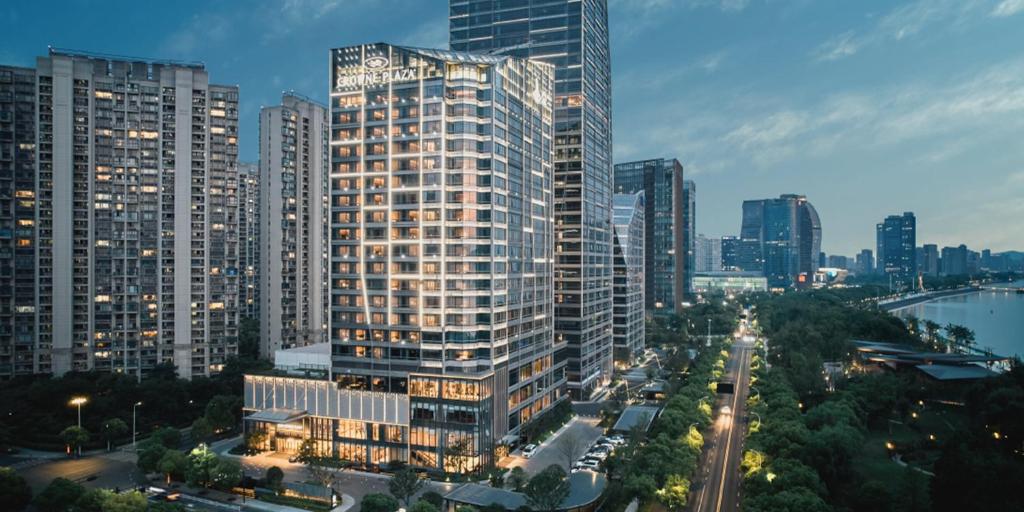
top-left (205, 395), bottom-right (241, 432)
top-left (245, 429), bottom-right (268, 453)
top-left (186, 443), bottom-right (219, 488)
top-left (266, 466), bottom-right (285, 492)
top-left (507, 466), bottom-right (528, 492)
top-left (409, 501), bottom-right (440, 512)
top-left (555, 432), bottom-right (586, 471)
top-left (0, 468), bottom-right (32, 511)
top-left (74, 488), bottom-right (111, 512)
top-left (191, 417), bottom-right (214, 443)
top-left (444, 436), bottom-right (475, 474)
top-left (211, 458), bottom-right (243, 489)
top-left (157, 449), bottom-right (189, 484)
top-left (60, 425), bottom-right (90, 456)
top-left (34, 477), bottom-right (85, 512)
top-left (945, 323), bottom-right (975, 352)
top-left (100, 418), bottom-right (128, 451)
top-left (361, 492), bottom-right (400, 512)
top-left (488, 470), bottom-right (504, 489)
top-left (523, 464), bottom-right (570, 512)
top-left (238, 317), bottom-right (260, 360)
top-left (297, 439), bottom-right (338, 490)
top-left (102, 490), bottom-right (148, 512)
top-left (137, 442), bottom-right (168, 473)
top-left (420, 490), bottom-right (445, 508)
top-left (150, 426), bottom-right (181, 449)
top-left (388, 467), bottom-right (426, 507)
top-left (657, 474), bottom-right (690, 510)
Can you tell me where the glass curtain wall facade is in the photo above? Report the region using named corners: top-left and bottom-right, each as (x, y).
top-left (259, 93), bottom-right (329, 355)
top-left (876, 212), bottom-right (916, 284)
top-left (741, 194), bottom-right (820, 289)
top-left (612, 158), bottom-right (685, 314)
top-left (611, 192), bottom-right (644, 367)
top-left (451, 0), bottom-right (614, 400)
top-left (682, 180), bottom-right (696, 295)
top-left (326, 43), bottom-right (557, 471)
top-left (0, 51), bottom-right (239, 379)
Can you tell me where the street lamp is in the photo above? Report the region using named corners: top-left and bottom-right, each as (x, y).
top-left (69, 397), bottom-right (88, 428)
top-left (750, 411), bottom-right (762, 431)
top-left (133, 401), bottom-right (143, 450)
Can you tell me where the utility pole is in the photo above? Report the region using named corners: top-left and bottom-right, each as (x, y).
top-left (132, 401), bottom-right (142, 450)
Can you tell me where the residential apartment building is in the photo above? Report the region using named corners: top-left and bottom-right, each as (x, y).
top-left (244, 44), bottom-right (558, 473)
top-left (238, 162), bottom-right (260, 319)
top-left (0, 50), bottom-right (239, 379)
top-left (0, 66), bottom-right (37, 377)
top-left (258, 93), bottom-right (329, 356)
top-left (450, 0), bottom-right (615, 399)
top-left (613, 158), bottom-right (685, 314)
top-left (611, 192), bottom-right (644, 367)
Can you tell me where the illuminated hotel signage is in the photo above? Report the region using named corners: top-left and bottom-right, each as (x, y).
top-left (335, 55), bottom-right (419, 90)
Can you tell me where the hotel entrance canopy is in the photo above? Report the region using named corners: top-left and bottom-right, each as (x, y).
top-left (246, 408), bottom-right (308, 424)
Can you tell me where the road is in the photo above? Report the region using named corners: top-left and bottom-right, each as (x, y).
top-left (16, 450), bottom-right (141, 493)
top-left (692, 339), bottom-right (753, 512)
top-left (504, 416), bottom-right (604, 475)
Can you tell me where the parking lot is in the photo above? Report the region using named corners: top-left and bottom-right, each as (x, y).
top-left (506, 416), bottom-right (605, 475)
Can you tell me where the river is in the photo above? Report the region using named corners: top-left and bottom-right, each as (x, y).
top-left (893, 280), bottom-right (1024, 359)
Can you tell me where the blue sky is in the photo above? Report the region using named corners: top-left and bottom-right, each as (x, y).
top-left (2, 0), bottom-right (1023, 255)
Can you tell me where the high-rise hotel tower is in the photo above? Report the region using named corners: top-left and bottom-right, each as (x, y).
top-left (450, 0), bottom-right (614, 400)
top-left (0, 49), bottom-right (240, 379)
top-left (244, 44), bottom-right (557, 472)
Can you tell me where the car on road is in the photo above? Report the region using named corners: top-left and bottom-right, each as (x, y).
top-left (522, 444), bottom-right (538, 458)
top-left (572, 458), bottom-right (601, 472)
top-left (721, 405), bottom-right (732, 415)
top-left (606, 435), bottom-right (626, 445)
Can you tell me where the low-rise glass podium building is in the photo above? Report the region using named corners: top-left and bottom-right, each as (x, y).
top-left (244, 43), bottom-right (559, 473)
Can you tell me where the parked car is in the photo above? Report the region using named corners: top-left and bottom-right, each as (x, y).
top-left (572, 458), bottom-right (601, 472)
top-left (606, 434), bottom-right (626, 445)
top-left (586, 449), bottom-right (609, 461)
top-left (522, 444), bottom-right (538, 458)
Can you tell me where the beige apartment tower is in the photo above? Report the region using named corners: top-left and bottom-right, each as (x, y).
top-left (258, 93), bottom-right (329, 357)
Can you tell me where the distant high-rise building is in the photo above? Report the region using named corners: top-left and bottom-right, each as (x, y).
top-left (258, 93), bottom-right (328, 357)
top-left (0, 50), bottom-right (240, 379)
top-left (612, 192), bottom-right (645, 367)
top-left (744, 195), bottom-right (821, 287)
top-left (819, 252), bottom-right (828, 269)
top-left (877, 212), bottom-right (917, 284)
top-left (695, 235), bottom-right (722, 273)
top-left (827, 255), bottom-right (849, 269)
top-left (856, 249), bottom-right (875, 275)
top-left (683, 180), bottom-right (697, 293)
top-left (613, 158), bottom-right (685, 313)
top-left (452, 0), bottom-right (613, 400)
top-left (941, 245), bottom-right (969, 276)
top-left (920, 244), bottom-right (939, 276)
top-left (967, 249), bottom-right (981, 275)
top-left (238, 162), bottom-right (260, 319)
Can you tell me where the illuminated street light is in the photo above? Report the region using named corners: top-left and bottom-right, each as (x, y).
top-left (993, 431), bottom-right (1001, 440)
top-left (133, 401), bottom-right (143, 449)
top-left (885, 441), bottom-right (895, 451)
top-left (69, 397), bottom-right (88, 428)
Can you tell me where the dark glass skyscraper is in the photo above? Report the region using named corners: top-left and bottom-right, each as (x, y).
top-left (613, 158), bottom-right (685, 314)
top-left (451, 0), bottom-right (614, 399)
top-left (741, 195), bottom-right (821, 288)
top-left (876, 212), bottom-right (917, 285)
top-left (682, 180), bottom-right (696, 295)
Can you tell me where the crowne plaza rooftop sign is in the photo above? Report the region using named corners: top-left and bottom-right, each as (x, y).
top-left (334, 55), bottom-right (419, 91)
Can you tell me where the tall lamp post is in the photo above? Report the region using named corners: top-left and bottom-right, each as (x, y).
top-left (69, 397), bottom-right (88, 427)
top-left (132, 401), bottom-right (143, 450)
top-left (69, 397), bottom-right (88, 456)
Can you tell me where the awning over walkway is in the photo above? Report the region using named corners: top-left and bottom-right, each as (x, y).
top-left (245, 408), bottom-right (307, 424)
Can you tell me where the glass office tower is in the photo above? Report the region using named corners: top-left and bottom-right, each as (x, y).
top-left (611, 192), bottom-right (644, 367)
top-left (451, 0), bottom-right (614, 399)
top-left (254, 43), bottom-right (558, 472)
top-left (613, 158), bottom-right (685, 314)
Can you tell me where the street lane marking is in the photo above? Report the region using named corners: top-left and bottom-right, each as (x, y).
top-left (716, 346), bottom-right (748, 512)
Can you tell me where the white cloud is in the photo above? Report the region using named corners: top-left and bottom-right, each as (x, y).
top-left (992, 0), bottom-right (1024, 16)
top-left (812, 0), bottom-right (994, 62)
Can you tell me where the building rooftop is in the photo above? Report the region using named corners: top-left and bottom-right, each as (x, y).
top-left (915, 364), bottom-right (998, 381)
top-left (611, 405), bottom-right (662, 433)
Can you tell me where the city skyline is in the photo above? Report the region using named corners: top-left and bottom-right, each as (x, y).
top-left (3, 1), bottom-right (1022, 255)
